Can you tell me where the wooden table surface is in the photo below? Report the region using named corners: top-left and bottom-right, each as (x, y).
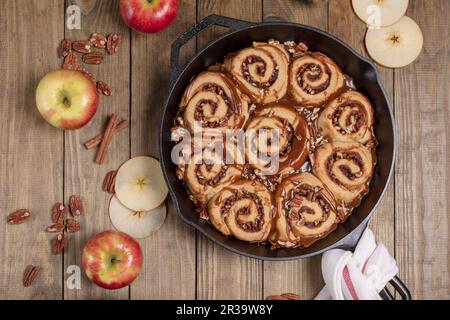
top-left (1, 0), bottom-right (449, 300)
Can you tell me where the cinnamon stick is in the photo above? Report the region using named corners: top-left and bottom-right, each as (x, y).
top-left (95, 113), bottom-right (118, 164)
top-left (84, 119), bottom-right (128, 150)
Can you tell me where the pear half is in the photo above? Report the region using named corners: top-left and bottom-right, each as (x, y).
top-left (115, 156), bottom-right (168, 211)
top-left (109, 195), bottom-right (167, 239)
top-left (365, 16), bottom-right (423, 68)
top-left (352, 0), bottom-right (409, 27)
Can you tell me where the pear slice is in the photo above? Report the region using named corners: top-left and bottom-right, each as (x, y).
top-left (109, 195), bottom-right (166, 239)
top-left (352, 0), bottom-right (409, 27)
top-left (365, 16), bottom-right (423, 68)
top-left (115, 156), bottom-right (168, 211)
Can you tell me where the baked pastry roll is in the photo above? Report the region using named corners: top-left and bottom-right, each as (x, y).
top-left (271, 172), bottom-right (338, 247)
top-left (208, 179), bottom-right (273, 242)
top-left (224, 42), bottom-right (289, 104)
top-left (184, 163), bottom-right (243, 209)
top-left (244, 103), bottom-right (309, 176)
top-left (181, 71), bottom-right (249, 133)
top-left (312, 141), bottom-right (375, 206)
top-left (289, 52), bottom-right (345, 107)
top-left (318, 91), bottom-right (374, 143)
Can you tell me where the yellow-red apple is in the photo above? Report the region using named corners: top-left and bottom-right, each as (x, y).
top-left (120, 0), bottom-right (178, 34)
top-left (82, 230), bottom-right (143, 290)
top-left (35, 69), bottom-right (99, 130)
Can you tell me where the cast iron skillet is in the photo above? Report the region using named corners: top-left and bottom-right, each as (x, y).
top-left (159, 15), bottom-right (409, 299)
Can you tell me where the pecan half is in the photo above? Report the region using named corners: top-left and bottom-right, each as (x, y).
top-left (97, 81), bottom-right (112, 96)
top-left (46, 223), bottom-right (64, 233)
top-left (51, 203), bottom-right (68, 224)
top-left (266, 293), bottom-right (300, 300)
top-left (107, 33), bottom-right (122, 55)
top-left (63, 52), bottom-right (79, 70)
top-left (102, 170), bottom-right (117, 193)
top-left (69, 195), bottom-right (84, 217)
top-left (72, 40), bottom-right (92, 54)
top-left (7, 209), bottom-right (32, 225)
top-left (82, 51), bottom-right (103, 65)
top-left (90, 32), bottom-right (107, 49)
top-left (51, 234), bottom-right (67, 255)
top-left (58, 39), bottom-right (72, 58)
top-left (292, 42), bottom-right (309, 57)
top-left (65, 219), bottom-right (80, 233)
top-left (199, 208), bottom-right (209, 220)
top-left (280, 293), bottom-right (300, 300)
top-left (78, 68), bottom-right (95, 82)
top-left (23, 265), bottom-right (40, 287)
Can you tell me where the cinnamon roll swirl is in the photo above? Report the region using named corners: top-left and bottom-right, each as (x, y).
top-left (312, 141), bottom-right (375, 207)
top-left (224, 42), bottom-right (289, 104)
top-left (181, 71), bottom-right (249, 133)
top-left (184, 163), bottom-right (243, 208)
top-left (271, 173), bottom-right (338, 247)
top-left (244, 104), bottom-right (309, 175)
top-left (289, 52), bottom-right (345, 107)
top-left (318, 91), bottom-right (374, 144)
top-left (208, 180), bottom-right (272, 242)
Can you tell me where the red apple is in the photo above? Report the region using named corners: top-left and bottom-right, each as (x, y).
top-left (120, 0), bottom-right (179, 34)
top-left (35, 69), bottom-right (99, 130)
top-left (82, 230), bottom-right (143, 290)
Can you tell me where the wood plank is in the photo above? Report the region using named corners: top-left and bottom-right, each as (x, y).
top-left (261, 0), bottom-right (328, 300)
top-left (196, 0), bottom-right (263, 300)
top-left (327, 0), bottom-right (395, 260)
top-left (395, 0), bottom-right (450, 299)
top-left (0, 0), bottom-right (64, 300)
top-left (64, 0), bottom-right (130, 299)
top-left (129, 0), bottom-right (197, 299)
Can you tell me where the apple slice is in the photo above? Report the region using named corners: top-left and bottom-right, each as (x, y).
top-left (366, 16), bottom-right (423, 68)
top-left (365, 16), bottom-right (423, 68)
top-left (109, 195), bottom-right (166, 239)
top-left (352, 0), bottom-right (409, 27)
top-left (115, 156), bottom-right (168, 211)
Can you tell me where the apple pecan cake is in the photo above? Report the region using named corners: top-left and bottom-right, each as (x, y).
top-left (172, 40), bottom-right (377, 248)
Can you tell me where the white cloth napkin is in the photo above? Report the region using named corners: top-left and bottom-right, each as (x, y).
top-left (315, 228), bottom-right (398, 300)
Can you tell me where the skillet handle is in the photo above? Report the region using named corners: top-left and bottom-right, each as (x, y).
top-left (379, 276), bottom-right (412, 300)
top-left (170, 14), bottom-right (256, 84)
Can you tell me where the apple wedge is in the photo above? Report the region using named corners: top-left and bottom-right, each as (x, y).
top-left (352, 0), bottom-right (409, 27)
top-left (115, 156), bottom-right (168, 211)
top-left (365, 16), bottom-right (423, 68)
top-left (109, 195), bottom-right (166, 239)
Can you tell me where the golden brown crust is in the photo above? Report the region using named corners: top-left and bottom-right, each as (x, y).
top-left (312, 141), bottom-right (375, 207)
top-left (318, 91), bottom-right (374, 144)
top-left (224, 43), bottom-right (289, 104)
top-left (208, 179), bottom-right (273, 242)
top-left (288, 52), bottom-right (345, 107)
top-left (181, 71), bottom-right (249, 134)
top-left (271, 172), bottom-right (338, 248)
top-left (244, 103), bottom-right (310, 176)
